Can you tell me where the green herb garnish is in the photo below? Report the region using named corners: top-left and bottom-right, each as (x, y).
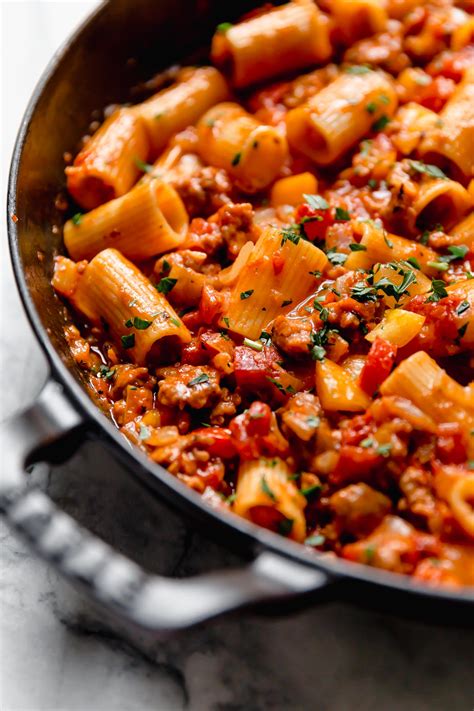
top-left (156, 277), bottom-right (178, 294)
top-left (187, 373), bottom-right (210, 387)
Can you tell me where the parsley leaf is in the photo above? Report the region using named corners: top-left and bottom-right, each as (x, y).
top-left (456, 300), bottom-right (470, 317)
top-left (187, 373), bottom-right (209, 387)
top-left (71, 212), bottom-right (83, 226)
top-left (280, 226), bottom-right (301, 246)
top-left (121, 333), bottom-right (135, 349)
top-left (277, 518), bottom-right (294, 537)
top-left (240, 289), bottom-right (254, 300)
top-left (156, 277), bottom-right (177, 294)
top-left (132, 317), bottom-right (152, 330)
top-left (134, 157), bottom-right (154, 173)
top-left (349, 242), bottom-right (367, 251)
top-left (303, 194), bottom-right (329, 210)
top-left (231, 152), bottom-right (241, 166)
top-left (335, 207), bottom-right (351, 221)
top-left (426, 279), bottom-right (448, 302)
top-left (216, 21), bottom-right (233, 32)
top-left (372, 115), bottom-right (390, 131)
top-left (345, 65), bottom-right (372, 75)
top-left (304, 533), bottom-right (325, 546)
top-left (409, 160), bottom-right (448, 180)
top-left (261, 475), bottom-right (277, 501)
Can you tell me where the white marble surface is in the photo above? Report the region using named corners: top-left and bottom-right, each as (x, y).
top-left (1, 3), bottom-right (474, 710)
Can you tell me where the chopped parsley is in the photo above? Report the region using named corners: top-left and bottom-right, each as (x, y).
top-left (349, 242), bottom-right (367, 252)
top-left (309, 269), bottom-right (322, 277)
top-left (132, 317), bottom-right (152, 330)
top-left (306, 415), bottom-right (321, 428)
top-left (134, 157), bottom-right (154, 173)
top-left (139, 424), bottom-right (151, 441)
top-left (156, 277), bottom-right (177, 294)
top-left (406, 257), bottom-right (421, 270)
top-left (261, 475), bottom-right (277, 501)
top-left (170, 317), bottom-right (181, 327)
top-left (360, 437), bottom-right (375, 448)
top-left (121, 333), bottom-right (135, 349)
top-left (223, 317), bottom-right (230, 328)
top-left (365, 544), bottom-right (377, 563)
top-left (301, 484), bottom-right (322, 499)
top-left (231, 152), bottom-right (241, 166)
top-left (71, 212), bottom-right (83, 226)
top-left (408, 160), bottom-right (448, 180)
top-left (420, 230), bottom-right (430, 246)
top-left (365, 101), bottom-right (377, 114)
top-left (97, 365), bottom-right (115, 380)
top-left (455, 300), bottom-right (470, 317)
top-left (372, 115), bottom-right (390, 131)
top-left (426, 279), bottom-right (448, 302)
top-left (240, 289), bottom-right (254, 300)
top-left (351, 282), bottom-right (378, 303)
top-left (345, 65), bottom-right (372, 75)
top-left (260, 330), bottom-right (272, 345)
top-left (243, 337), bottom-right (263, 352)
top-left (368, 178), bottom-right (377, 189)
top-left (383, 232), bottom-right (394, 249)
top-left (326, 248), bottom-right (348, 266)
top-left (280, 226), bottom-right (301, 246)
top-left (216, 21), bottom-right (233, 32)
top-left (304, 533), bottom-right (325, 546)
top-left (427, 260), bottom-right (449, 272)
top-left (335, 206), bottom-right (350, 221)
top-left (277, 518), bottom-right (294, 537)
top-left (447, 244), bottom-right (468, 260)
top-left (187, 373), bottom-right (210, 387)
top-left (376, 443), bottom-right (392, 457)
top-left (281, 299), bottom-right (293, 307)
top-left (161, 259), bottom-right (171, 273)
top-left (303, 194), bottom-right (329, 210)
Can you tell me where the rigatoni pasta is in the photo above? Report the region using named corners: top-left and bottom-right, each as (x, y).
top-left (132, 67), bottom-right (229, 156)
top-left (53, 0), bottom-right (474, 586)
top-left (66, 109), bottom-right (149, 210)
top-left (211, 0), bottom-right (331, 88)
top-left (64, 179), bottom-right (188, 261)
top-left (197, 103), bottom-right (288, 192)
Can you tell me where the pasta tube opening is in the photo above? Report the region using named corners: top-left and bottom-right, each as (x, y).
top-left (64, 179), bottom-right (189, 262)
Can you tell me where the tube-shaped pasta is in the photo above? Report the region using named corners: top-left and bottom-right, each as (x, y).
top-left (233, 458), bottom-right (307, 541)
top-left (449, 475), bottom-right (474, 538)
top-left (411, 178), bottom-right (472, 233)
top-left (271, 172), bottom-right (318, 207)
top-left (197, 103), bottom-right (288, 193)
top-left (132, 67), bottom-right (228, 156)
top-left (419, 68), bottom-right (474, 180)
top-left (448, 212), bottom-right (474, 250)
top-left (345, 222), bottom-right (438, 274)
top-left (380, 351), bottom-right (474, 456)
top-left (365, 309), bottom-right (426, 347)
top-left (66, 109), bottom-right (149, 210)
top-left (141, 144), bottom-right (203, 186)
top-left (53, 248), bottom-right (191, 364)
top-left (64, 179), bottom-right (188, 262)
top-left (391, 102), bottom-right (441, 155)
top-left (211, 0), bottom-right (332, 89)
top-left (446, 280), bottom-right (474, 347)
top-left (330, 0), bottom-right (388, 43)
top-left (286, 69), bottom-right (397, 165)
top-left (316, 358), bottom-right (371, 412)
top-left (219, 225), bottom-right (328, 339)
top-left (372, 263), bottom-right (432, 307)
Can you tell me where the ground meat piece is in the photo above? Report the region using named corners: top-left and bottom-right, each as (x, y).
top-left (398, 466), bottom-right (439, 524)
top-left (280, 392), bottom-right (322, 441)
top-left (330, 483), bottom-right (392, 538)
top-left (157, 364), bottom-right (221, 409)
top-left (214, 202), bottom-right (261, 259)
top-left (343, 27), bottom-right (410, 74)
top-left (210, 387), bottom-right (241, 425)
top-left (183, 218), bottom-right (224, 256)
top-left (272, 315), bottom-right (313, 357)
top-left (174, 166), bottom-right (233, 218)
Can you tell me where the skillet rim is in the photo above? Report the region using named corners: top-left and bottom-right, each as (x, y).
top-left (6, 0), bottom-right (474, 608)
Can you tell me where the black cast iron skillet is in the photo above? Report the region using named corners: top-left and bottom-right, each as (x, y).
top-left (3, 0), bottom-right (474, 634)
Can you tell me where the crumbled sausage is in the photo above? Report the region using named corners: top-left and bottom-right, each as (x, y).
top-left (272, 315), bottom-right (313, 357)
top-left (157, 364), bottom-right (221, 409)
top-left (330, 483), bottom-right (392, 537)
top-left (174, 166), bottom-right (234, 218)
top-left (213, 202), bottom-right (261, 259)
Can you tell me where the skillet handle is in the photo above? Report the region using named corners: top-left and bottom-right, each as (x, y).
top-left (0, 379), bottom-right (331, 636)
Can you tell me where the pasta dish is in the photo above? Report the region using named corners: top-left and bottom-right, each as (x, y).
top-left (51, 0), bottom-right (474, 586)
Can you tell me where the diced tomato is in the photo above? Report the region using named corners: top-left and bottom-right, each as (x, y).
top-left (181, 309), bottom-right (202, 331)
top-left (340, 413), bottom-right (375, 446)
top-left (181, 336), bottom-right (209, 365)
top-left (200, 330), bottom-right (234, 358)
top-left (436, 423), bottom-right (467, 464)
top-left (426, 46), bottom-right (474, 82)
top-left (330, 445), bottom-right (381, 485)
top-left (229, 401), bottom-right (288, 460)
top-left (359, 337), bottom-right (397, 395)
top-left (199, 285), bottom-right (226, 324)
top-left (414, 75), bottom-right (455, 112)
top-left (193, 427), bottom-right (237, 459)
top-left (234, 345), bottom-right (282, 389)
top-left (295, 203), bottom-right (334, 242)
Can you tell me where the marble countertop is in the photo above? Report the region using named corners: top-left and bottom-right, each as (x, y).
top-left (1, 3), bottom-right (473, 710)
